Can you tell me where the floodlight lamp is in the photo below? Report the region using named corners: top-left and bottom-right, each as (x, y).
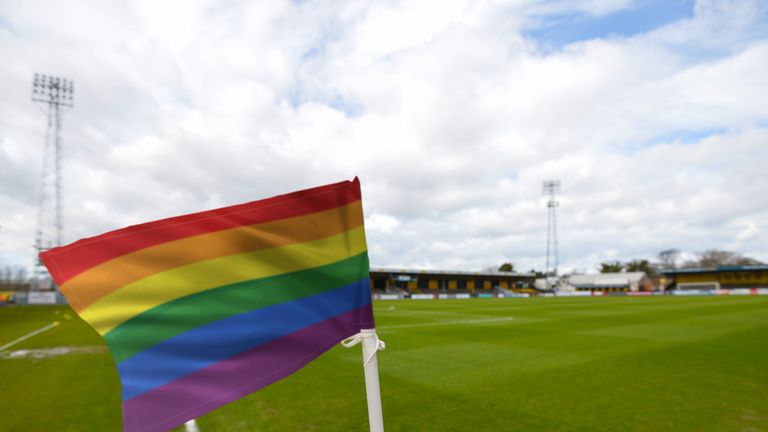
top-left (542, 180), bottom-right (561, 195)
top-left (31, 74), bottom-right (74, 107)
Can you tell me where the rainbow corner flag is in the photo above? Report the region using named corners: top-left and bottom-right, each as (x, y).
top-left (40, 178), bottom-right (375, 432)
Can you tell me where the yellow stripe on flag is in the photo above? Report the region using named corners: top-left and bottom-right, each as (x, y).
top-left (81, 226), bottom-right (368, 335)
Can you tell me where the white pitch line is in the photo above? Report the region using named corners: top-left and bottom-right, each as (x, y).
top-left (0, 321), bottom-right (60, 352)
top-left (0, 346), bottom-right (107, 360)
top-left (379, 317), bottom-right (515, 330)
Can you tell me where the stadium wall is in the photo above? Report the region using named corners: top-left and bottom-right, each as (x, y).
top-left (372, 289), bottom-right (768, 300)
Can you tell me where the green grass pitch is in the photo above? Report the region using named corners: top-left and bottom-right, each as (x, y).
top-left (1, 296), bottom-right (767, 431)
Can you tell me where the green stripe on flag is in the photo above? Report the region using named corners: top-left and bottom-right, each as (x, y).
top-left (106, 252), bottom-right (370, 363)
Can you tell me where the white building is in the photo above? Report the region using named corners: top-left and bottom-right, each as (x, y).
top-left (565, 272), bottom-right (652, 293)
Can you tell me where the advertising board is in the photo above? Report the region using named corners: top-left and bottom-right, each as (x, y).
top-left (27, 291), bottom-right (57, 305)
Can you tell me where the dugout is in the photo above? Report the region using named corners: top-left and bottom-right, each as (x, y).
top-left (660, 265), bottom-right (768, 291)
top-left (369, 268), bottom-right (535, 294)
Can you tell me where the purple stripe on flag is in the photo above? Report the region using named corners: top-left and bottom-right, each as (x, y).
top-left (122, 305), bottom-right (375, 432)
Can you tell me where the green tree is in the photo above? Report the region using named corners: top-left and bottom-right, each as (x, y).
top-left (625, 259), bottom-right (656, 276)
top-left (696, 249), bottom-right (763, 267)
top-left (657, 249), bottom-right (680, 269)
top-left (498, 262), bottom-right (515, 272)
top-left (598, 261), bottom-right (624, 273)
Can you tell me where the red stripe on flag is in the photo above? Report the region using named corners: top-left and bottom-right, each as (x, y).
top-left (41, 178), bottom-right (361, 284)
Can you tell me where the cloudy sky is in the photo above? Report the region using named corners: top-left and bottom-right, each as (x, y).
top-left (1, 0), bottom-right (767, 275)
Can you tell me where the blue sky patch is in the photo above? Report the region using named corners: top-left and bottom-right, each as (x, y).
top-left (525, 0), bottom-right (694, 50)
top-left (283, 88), bottom-right (365, 118)
top-left (646, 127), bottom-right (729, 147)
top-left (615, 128), bottom-right (729, 154)
top-left (0, 13), bottom-right (15, 34)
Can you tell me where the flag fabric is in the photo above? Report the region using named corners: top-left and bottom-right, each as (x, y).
top-left (40, 178), bottom-right (375, 432)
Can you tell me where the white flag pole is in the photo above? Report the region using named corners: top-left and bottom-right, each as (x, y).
top-left (342, 328), bottom-right (385, 432)
top-left (360, 329), bottom-right (384, 432)
top-left (184, 419), bottom-right (200, 432)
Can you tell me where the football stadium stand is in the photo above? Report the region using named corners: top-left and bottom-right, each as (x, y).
top-left (660, 265), bottom-right (768, 291)
top-left (369, 268), bottom-right (536, 296)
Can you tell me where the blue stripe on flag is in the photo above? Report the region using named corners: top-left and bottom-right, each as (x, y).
top-left (119, 278), bottom-right (371, 400)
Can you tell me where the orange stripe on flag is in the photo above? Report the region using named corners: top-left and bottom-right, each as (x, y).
top-left (62, 201), bottom-right (363, 312)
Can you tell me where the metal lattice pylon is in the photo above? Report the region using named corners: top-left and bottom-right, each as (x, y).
top-left (543, 180), bottom-right (560, 277)
top-left (31, 73), bottom-right (74, 290)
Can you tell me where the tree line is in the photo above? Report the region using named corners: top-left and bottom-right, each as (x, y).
top-left (597, 249), bottom-right (763, 276)
top-left (494, 249), bottom-right (763, 277)
top-left (0, 266), bottom-right (31, 291)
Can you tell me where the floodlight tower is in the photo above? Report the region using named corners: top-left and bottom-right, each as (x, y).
top-left (31, 73), bottom-right (74, 290)
top-left (542, 180), bottom-right (561, 277)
